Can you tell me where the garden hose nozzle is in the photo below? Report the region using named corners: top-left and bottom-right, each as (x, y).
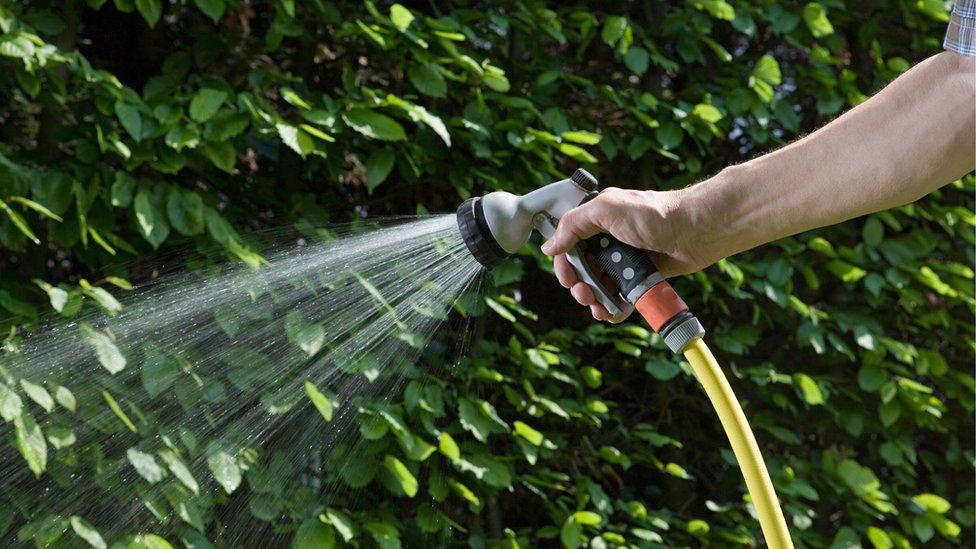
top-left (456, 168), bottom-right (704, 353)
top-left (456, 169), bottom-right (794, 548)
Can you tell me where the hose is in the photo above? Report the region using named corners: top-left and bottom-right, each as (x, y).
top-left (682, 338), bottom-right (794, 549)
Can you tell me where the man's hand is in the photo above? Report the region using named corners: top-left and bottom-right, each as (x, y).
top-left (541, 187), bottom-right (710, 322)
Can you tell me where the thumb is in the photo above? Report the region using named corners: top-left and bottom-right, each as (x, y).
top-left (541, 201), bottom-right (604, 256)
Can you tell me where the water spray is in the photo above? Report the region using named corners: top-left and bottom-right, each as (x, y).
top-left (457, 169), bottom-right (794, 548)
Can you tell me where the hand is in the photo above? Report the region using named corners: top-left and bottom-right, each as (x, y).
top-left (541, 187), bottom-right (710, 322)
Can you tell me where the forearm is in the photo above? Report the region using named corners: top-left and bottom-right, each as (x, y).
top-left (678, 51), bottom-right (975, 262)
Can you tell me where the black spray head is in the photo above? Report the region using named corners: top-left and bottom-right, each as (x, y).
top-left (456, 196), bottom-right (510, 268)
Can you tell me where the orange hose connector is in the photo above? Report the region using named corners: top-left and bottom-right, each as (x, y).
top-left (634, 281), bottom-right (687, 332)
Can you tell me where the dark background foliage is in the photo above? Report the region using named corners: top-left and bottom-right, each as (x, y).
top-left (0, 0), bottom-right (973, 547)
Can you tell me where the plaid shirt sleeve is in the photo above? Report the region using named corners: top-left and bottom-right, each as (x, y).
top-left (945, 0), bottom-right (976, 56)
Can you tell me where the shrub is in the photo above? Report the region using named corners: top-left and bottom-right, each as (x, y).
top-left (0, 1), bottom-right (972, 547)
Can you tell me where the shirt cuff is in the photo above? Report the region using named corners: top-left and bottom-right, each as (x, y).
top-left (944, 3), bottom-right (976, 57)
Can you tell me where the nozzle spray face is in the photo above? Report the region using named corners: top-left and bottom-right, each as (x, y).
top-left (456, 196), bottom-right (510, 268)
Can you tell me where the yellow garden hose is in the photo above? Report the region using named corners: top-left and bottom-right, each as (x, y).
top-left (683, 338), bottom-right (794, 548)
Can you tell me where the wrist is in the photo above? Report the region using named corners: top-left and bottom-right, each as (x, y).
top-left (670, 166), bottom-right (749, 269)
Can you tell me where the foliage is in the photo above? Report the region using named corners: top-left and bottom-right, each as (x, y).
top-left (0, 0), bottom-right (973, 547)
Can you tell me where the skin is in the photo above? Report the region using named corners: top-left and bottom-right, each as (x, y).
top-left (541, 51), bottom-right (976, 322)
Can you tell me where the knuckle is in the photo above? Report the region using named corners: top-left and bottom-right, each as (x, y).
top-left (560, 209), bottom-right (577, 227)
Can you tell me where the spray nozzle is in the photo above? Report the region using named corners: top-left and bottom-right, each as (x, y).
top-left (456, 168), bottom-right (703, 352)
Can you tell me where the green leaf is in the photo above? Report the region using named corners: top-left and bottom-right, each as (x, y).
top-left (866, 526), bottom-right (892, 549)
top-left (385, 96), bottom-right (451, 146)
top-left (54, 386), bottom-right (76, 412)
top-left (324, 508), bottom-right (356, 542)
top-left (293, 519), bottom-right (335, 549)
top-left (127, 447), bottom-right (165, 483)
top-left (389, 4), bottom-right (414, 31)
top-left (384, 455), bottom-right (418, 497)
top-left (130, 534), bottom-right (174, 549)
top-left (114, 102), bottom-right (142, 141)
top-left (912, 493), bottom-right (951, 514)
top-left (365, 148), bottom-right (396, 193)
top-left (277, 123), bottom-right (316, 157)
top-left (793, 373), bottom-right (824, 405)
top-left (513, 420), bottom-right (544, 446)
top-left (46, 426), bottom-right (75, 449)
top-left (836, 459), bottom-right (879, 496)
top-left (164, 126), bottom-right (201, 151)
top-left (558, 143), bottom-right (597, 163)
top-left (141, 345), bottom-right (179, 397)
top-left (697, 0), bottom-right (735, 20)
top-left (580, 366), bottom-right (602, 388)
top-left (343, 109), bottom-right (406, 141)
top-left (750, 54), bottom-right (781, 102)
top-left (482, 72), bottom-right (510, 92)
top-left (863, 216), bottom-right (884, 246)
top-left (363, 521), bottom-right (400, 548)
top-left (752, 54), bottom-right (782, 85)
top-left (858, 363), bottom-right (886, 392)
top-left (111, 173), bottom-right (137, 207)
top-left (826, 260), bottom-right (867, 282)
top-left (655, 122), bottom-right (683, 150)
top-left (458, 398), bottom-right (506, 441)
top-left (304, 381), bottom-right (334, 422)
top-left (19, 379), bottom-right (53, 413)
top-left (102, 390), bottom-right (137, 432)
top-left (80, 323), bottom-right (126, 374)
top-left (0, 383), bottom-right (23, 422)
top-left (624, 46), bottom-right (649, 75)
top-left (281, 88), bottom-right (312, 109)
top-left (70, 516), bottom-right (107, 549)
top-left (159, 449), bottom-right (199, 494)
top-left (802, 3), bottom-right (834, 38)
top-left (194, 0), bottom-right (225, 22)
top-left (415, 505), bottom-right (445, 533)
top-left (560, 517), bottom-right (581, 549)
top-left (561, 130), bottom-right (601, 145)
top-left (135, 0), bottom-right (162, 27)
top-left (407, 64), bottom-right (447, 98)
top-left (9, 196), bottom-right (63, 222)
top-left (299, 124), bottom-right (335, 142)
top-left (601, 16), bottom-right (627, 46)
top-left (1, 201), bottom-right (39, 244)
top-left (205, 111), bottom-right (250, 141)
top-left (201, 141), bottom-right (236, 172)
top-left (134, 190), bottom-right (170, 248)
top-left (572, 511), bottom-right (602, 526)
top-left (0, 35), bottom-right (35, 58)
top-left (14, 413), bottom-right (46, 477)
top-left (189, 88), bottom-right (227, 123)
top-left (166, 189), bottom-right (205, 236)
top-left (692, 103), bottom-right (723, 123)
top-left (438, 432), bottom-right (460, 460)
top-left (296, 324), bottom-right (325, 356)
top-left (207, 449), bottom-right (242, 494)
top-left (80, 279), bottom-right (123, 314)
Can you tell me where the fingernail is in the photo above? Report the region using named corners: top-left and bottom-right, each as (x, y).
top-left (541, 241), bottom-right (554, 254)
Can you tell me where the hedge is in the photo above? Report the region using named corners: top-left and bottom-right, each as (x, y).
top-left (0, 1), bottom-right (972, 547)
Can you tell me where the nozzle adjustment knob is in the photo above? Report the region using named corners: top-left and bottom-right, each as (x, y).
top-left (571, 168), bottom-right (598, 192)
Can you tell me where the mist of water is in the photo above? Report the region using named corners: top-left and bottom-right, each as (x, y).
top-left (0, 214), bottom-right (485, 545)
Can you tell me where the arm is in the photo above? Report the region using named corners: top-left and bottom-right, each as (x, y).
top-left (543, 51), bottom-right (975, 321)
